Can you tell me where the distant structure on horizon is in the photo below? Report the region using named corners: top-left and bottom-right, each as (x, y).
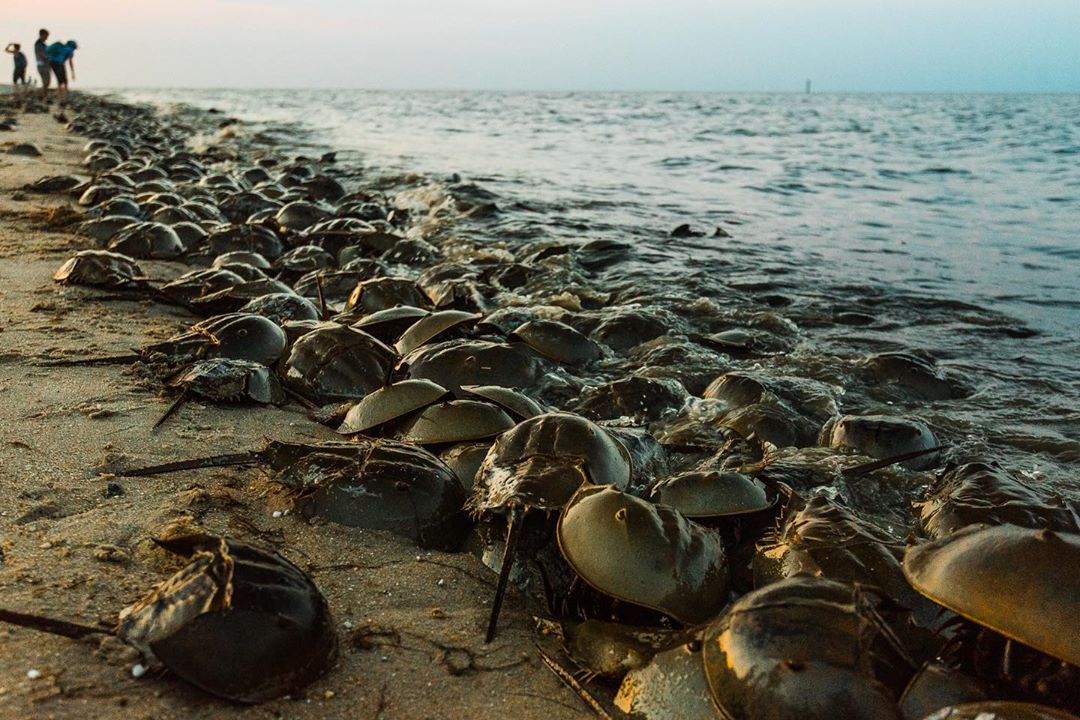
top-left (805, 79), bottom-right (812, 94)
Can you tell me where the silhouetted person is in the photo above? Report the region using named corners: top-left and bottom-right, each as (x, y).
top-left (5, 43), bottom-right (28, 95)
top-left (46, 39), bottom-right (77, 104)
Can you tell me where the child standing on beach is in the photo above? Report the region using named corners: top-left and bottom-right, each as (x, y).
top-left (4, 43), bottom-right (27, 94)
top-left (45, 40), bottom-right (77, 103)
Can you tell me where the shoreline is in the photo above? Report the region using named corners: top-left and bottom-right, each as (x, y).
top-left (0, 95), bottom-right (582, 719)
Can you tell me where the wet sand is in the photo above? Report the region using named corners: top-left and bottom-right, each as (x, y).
top-left (0, 110), bottom-right (584, 717)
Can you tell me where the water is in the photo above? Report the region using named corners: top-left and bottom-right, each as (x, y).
top-left (110, 89), bottom-right (1080, 486)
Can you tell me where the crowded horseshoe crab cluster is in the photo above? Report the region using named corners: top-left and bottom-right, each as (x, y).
top-left (3, 94), bottom-right (1078, 719)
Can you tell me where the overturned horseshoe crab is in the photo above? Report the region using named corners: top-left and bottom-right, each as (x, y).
top-left (0, 534), bottom-right (336, 704)
top-left (154, 358), bottom-right (286, 429)
top-left (557, 484), bottom-right (729, 625)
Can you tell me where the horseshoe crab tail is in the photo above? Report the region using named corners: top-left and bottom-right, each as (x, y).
top-left (315, 274), bottom-right (329, 320)
top-left (151, 392), bottom-right (188, 430)
top-left (840, 445), bottom-right (947, 478)
top-left (0, 608), bottom-right (113, 640)
top-left (37, 353), bottom-right (140, 367)
top-left (485, 506), bottom-right (524, 644)
top-left (114, 451), bottom-right (258, 477)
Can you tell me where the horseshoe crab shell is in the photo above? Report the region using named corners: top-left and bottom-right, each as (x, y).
top-left (648, 470), bottom-right (770, 519)
top-left (402, 340), bottom-right (547, 396)
top-left (824, 415), bottom-right (940, 470)
top-left (53, 250), bottom-right (144, 288)
top-left (190, 313), bottom-right (288, 366)
top-left (702, 575), bottom-right (906, 720)
top-left (472, 412), bottom-right (632, 512)
top-left (283, 439), bottom-right (470, 551)
top-left (349, 305), bottom-right (430, 344)
top-left (394, 310), bottom-right (480, 355)
top-left (915, 462), bottom-right (1080, 539)
top-left (346, 276), bottom-right (430, 314)
top-left (397, 400), bottom-right (515, 445)
top-left (439, 442), bottom-right (491, 492)
top-left (283, 323), bottom-right (397, 403)
top-left (510, 319), bottom-right (602, 366)
top-left (614, 643), bottom-right (716, 720)
top-left (169, 359), bottom-right (285, 405)
top-left (117, 535), bottom-right (336, 704)
top-left (557, 485), bottom-right (729, 624)
top-left (461, 385), bottom-right (544, 420)
top-left (902, 524), bottom-right (1080, 667)
top-left (336, 379), bottom-right (449, 435)
top-left (107, 222), bottom-right (186, 259)
top-left (923, 703), bottom-right (1080, 720)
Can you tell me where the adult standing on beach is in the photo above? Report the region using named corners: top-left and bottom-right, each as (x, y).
top-left (34, 28), bottom-right (49, 100)
top-left (45, 40), bottom-right (77, 104)
top-left (4, 43), bottom-right (28, 95)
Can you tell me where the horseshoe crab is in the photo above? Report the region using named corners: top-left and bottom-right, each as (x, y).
top-left (396, 400), bottom-right (515, 445)
top-left (648, 469), bottom-right (771, 520)
top-left (154, 358), bottom-right (286, 429)
top-left (0, 534), bottom-right (336, 704)
top-left (461, 385), bottom-right (544, 420)
top-left (510, 319), bottom-right (602, 366)
top-left (346, 276), bottom-right (430, 314)
top-left (574, 375), bottom-right (688, 424)
top-left (348, 305), bottom-right (430, 344)
top-left (900, 662), bottom-right (991, 720)
top-left (336, 379), bottom-right (449, 435)
top-left (439, 442), bottom-right (490, 492)
top-left (394, 309), bottom-right (480, 355)
top-left (860, 351), bottom-right (969, 401)
top-left (107, 222), bottom-right (186, 259)
top-left (77, 215), bottom-right (138, 243)
top-left (239, 292), bottom-right (322, 324)
top-left (903, 524), bottom-right (1080, 667)
top-left (282, 323), bottom-right (397, 404)
top-left (53, 250), bottom-right (145, 288)
top-left (702, 575), bottom-right (911, 720)
top-left (922, 704), bottom-right (1080, 720)
top-left (562, 619), bottom-right (696, 682)
top-left (401, 340), bottom-right (547, 395)
top-left (823, 415), bottom-right (941, 470)
top-left (915, 462), bottom-right (1080, 539)
top-left (557, 485), bottom-right (729, 625)
top-left (471, 412), bottom-right (633, 641)
top-left (115, 439), bottom-right (470, 551)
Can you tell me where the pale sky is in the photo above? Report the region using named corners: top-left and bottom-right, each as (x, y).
top-left (6, 0), bottom-right (1079, 91)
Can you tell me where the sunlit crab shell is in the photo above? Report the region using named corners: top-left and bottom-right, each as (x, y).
top-left (557, 484), bottom-right (729, 624)
top-left (903, 524), bottom-right (1080, 667)
top-left (336, 379), bottom-right (449, 435)
top-left (212, 251), bottom-right (271, 270)
top-left (190, 313), bottom-right (288, 366)
top-left (347, 305), bottom-right (430, 344)
top-left (461, 385), bottom-right (544, 420)
top-left (510, 319), bottom-right (602, 366)
top-left (107, 222), bottom-right (185, 259)
top-left (471, 412), bottom-right (632, 513)
top-left (394, 310), bottom-right (481, 355)
top-left (702, 575), bottom-right (907, 720)
top-left (648, 470), bottom-right (770, 519)
top-left (117, 535), bottom-right (336, 704)
top-left (275, 200), bottom-right (330, 231)
top-left (614, 643), bottom-right (715, 720)
top-left (397, 400), bottom-right (515, 445)
top-left (823, 415), bottom-right (940, 470)
top-left (52, 250), bottom-right (144, 288)
top-left (401, 340), bottom-right (547, 396)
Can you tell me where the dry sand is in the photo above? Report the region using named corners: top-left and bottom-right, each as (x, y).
top-left (0, 108), bottom-right (587, 719)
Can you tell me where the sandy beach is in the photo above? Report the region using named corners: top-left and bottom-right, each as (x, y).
top-left (0, 102), bottom-right (584, 719)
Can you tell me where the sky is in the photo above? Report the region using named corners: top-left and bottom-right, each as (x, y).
top-left (5, 0), bottom-right (1079, 92)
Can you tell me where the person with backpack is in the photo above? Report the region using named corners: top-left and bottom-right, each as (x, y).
top-left (45, 39), bottom-right (77, 103)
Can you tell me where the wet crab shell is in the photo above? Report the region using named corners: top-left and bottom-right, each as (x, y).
top-left (346, 276), bottom-right (430, 314)
top-left (52, 250), bottom-right (144, 288)
top-left (922, 703), bottom-right (1080, 720)
top-left (823, 414), bottom-right (940, 470)
top-left (169, 359), bottom-right (285, 405)
top-left (648, 469), bottom-right (770, 519)
top-left (557, 484), bottom-right (729, 625)
top-left (471, 412), bottom-right (633, 513)
top-left (336, 379), bottom-right (450, 435)
top-left (239, 292), bottom-right (322, 324)
top-left (282, 440), bottom-right (471, 551)
top-left (396, 400), bottom-right (515, 445)
top-left (702, 575), bottom-right (906, 720)
top-left (116, 535), bottom-right (337, 704)
top-left (283, 323), bottom-right (397, 403)
top-left (902, 524), bottom-right (1080, 667)
top-left (722, 400), bottom-right (820, 449)
top-left (394, 310), bottom-right (481, 355)
top-left (107, 222), bottom-right (186, 259)
top-left (400, 340), bottom-right (547, 395)
top-left (914, 462), bottom-right (1080, 539)
top-left (510, 319), bottom-right (602, 366)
